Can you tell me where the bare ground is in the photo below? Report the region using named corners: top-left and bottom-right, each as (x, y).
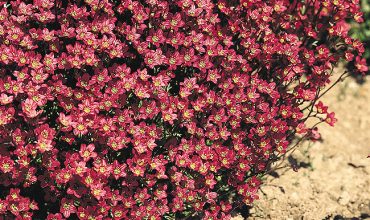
top-left (234, 72), bottom-right (370, 220)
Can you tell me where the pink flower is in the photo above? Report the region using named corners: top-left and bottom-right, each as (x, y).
top-left (60, 199), bottom-right (76, 218)
top-left (21, 99), bottom-right (42, 118)
top-left (79, 144), bottom-right (97, 162)
top-left (315, 101), bottom-right (328, 114)
top-left (355, 56), bottom-right (368, 73)
top-left (325, 112), bottom-right (337, 127)
top-left (72, 117), bottom-right (89, 136)
top-left (0, 156), bottom-right (14, 173)
top-left (36, 139), bottom-right (53, 153)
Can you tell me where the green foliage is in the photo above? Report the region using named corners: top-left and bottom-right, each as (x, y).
top-left (351, 0), bottom-right (370, 60)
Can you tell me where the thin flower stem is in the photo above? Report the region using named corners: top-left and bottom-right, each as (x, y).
top-left (317, 71), bottom-right (349, 100)
top-left (262, 120), bottom-right (323, 177)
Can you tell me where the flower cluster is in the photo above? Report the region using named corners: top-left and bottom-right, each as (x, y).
top-left (0, 0), bottom-right (366, 219)
top-left (350, 0), bottom-right (369, 76)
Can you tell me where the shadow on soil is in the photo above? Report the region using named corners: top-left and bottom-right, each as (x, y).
top-left (324, 213), bottom-right (370, 220)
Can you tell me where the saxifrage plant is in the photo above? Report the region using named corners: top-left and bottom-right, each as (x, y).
top-left (351, 0), bottom-right (370, 61)
top-left (0, 0), bottom-right (367, 219)
top-left (348, 0), bottom-right (369, 82)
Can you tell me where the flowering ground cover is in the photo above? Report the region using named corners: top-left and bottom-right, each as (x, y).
top-left (0, 0), bottom-right (367, 219)
top-left (233, 70), bottom-right (370, 219)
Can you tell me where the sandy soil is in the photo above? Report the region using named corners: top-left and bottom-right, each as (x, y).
top-left (234, 72), bottom-right (370, 220)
